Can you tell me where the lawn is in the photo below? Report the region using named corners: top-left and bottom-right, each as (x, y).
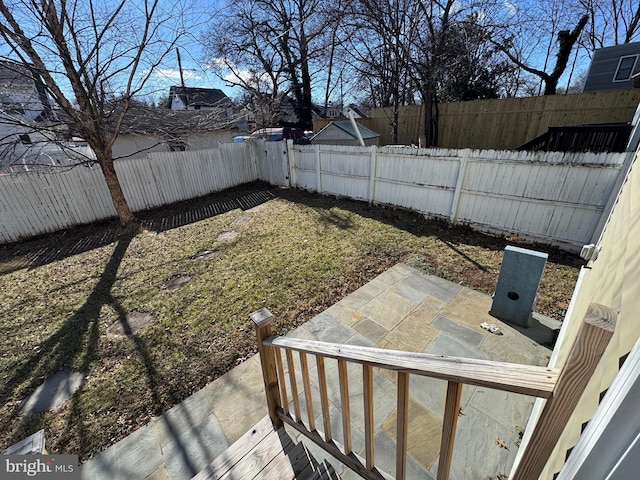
top-left (0, 182), bottom-right (582, 461)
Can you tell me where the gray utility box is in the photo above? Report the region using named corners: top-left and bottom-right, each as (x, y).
top-left (490, 246), bottom-right (548, 328)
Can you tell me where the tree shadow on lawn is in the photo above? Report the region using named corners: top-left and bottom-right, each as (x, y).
top-left (0, 182), bottom-right (275, 274)
top-left (275, 188), bottom-right (584, 270)
top-left (0, 233), bottom-right (184, 463)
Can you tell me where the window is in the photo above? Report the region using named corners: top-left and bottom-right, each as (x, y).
top-left (18, 134), bottom-right (31, 144)
top-left (168, 140), bottom-right (187, 152)
top-left (614, 55), bottom-right (638, 81)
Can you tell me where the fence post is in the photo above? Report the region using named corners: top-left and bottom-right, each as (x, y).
top-left (449, 149), bottom-right (470, 223)
top-left (368, 145), bottom-right (377, 205)
top-left (510, 303), bottom-right (617, 480)
top-left (250, 308), bottom-right (283, 428)
top-left (315, 144), bottom-right (322, 194)
top-left (286, 139), bottom-right (296, 188)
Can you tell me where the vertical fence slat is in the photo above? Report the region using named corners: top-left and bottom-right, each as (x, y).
top-left (300, 352), bottom-right (316, 431)
top-left (317, 356), bottom-right (332, 442)
top-left (396, 372), bottom-right (409, 480)
top-left (286, 349), bottom-right (301, 422)
top-left (338, 359), bottom-right (352, 454)
top-left (363, 364), bottom-right (375, 470)
top-left (275, 348), bottom-right (289, 415)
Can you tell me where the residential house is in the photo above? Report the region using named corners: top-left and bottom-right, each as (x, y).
top-left (310, 120), bottom-right (380, 146)
top-left (0, 60), bottom-right (81, 173)
top-left (111, 106), bottom-right (237, 160)
top-left (169, 86), bottom-right (232, 111)
top-left (583, 42), bottom-right (640, 92)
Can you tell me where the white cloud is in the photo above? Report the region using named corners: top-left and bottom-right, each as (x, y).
top-left (503, 1), bottom-right (518, 16)
top-left (152, 68), bottom-right (202, 81)
top-left (207, 57), bottom-right (232, 70)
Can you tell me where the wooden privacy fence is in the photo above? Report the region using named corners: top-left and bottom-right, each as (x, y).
top-left (288, 143), bottom-right (631, 252)
top-left (0, 143), bottom-right (259, 244)
top-left (251, 304), bottom-right (616, 480)
top-left (366, 90), bottom-right (640, 149)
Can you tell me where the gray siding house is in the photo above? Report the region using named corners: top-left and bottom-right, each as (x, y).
top-left (583, 42), bottom-right (640, 92)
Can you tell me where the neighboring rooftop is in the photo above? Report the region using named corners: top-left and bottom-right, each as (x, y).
top-left (315, 121), bottom-right (380, 140)
top-left (169, 86), bottom-right (230, 110)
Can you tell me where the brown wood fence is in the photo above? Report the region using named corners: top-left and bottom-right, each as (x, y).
top-left (313, 90), bottom-right (640, 150)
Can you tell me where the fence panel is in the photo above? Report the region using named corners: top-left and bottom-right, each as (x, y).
top-left (255, 139), bottom-right (289, 186)
top-left (289, 144), bottom-right (630, 251)
top-left (0, 143), bottom-right (259, 244)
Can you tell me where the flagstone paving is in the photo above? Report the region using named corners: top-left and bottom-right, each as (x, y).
top-left (77, 263), bottom-right (558, 480)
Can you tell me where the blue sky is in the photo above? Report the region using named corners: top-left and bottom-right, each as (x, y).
top-left (0, 0), bottom-right (604, 106)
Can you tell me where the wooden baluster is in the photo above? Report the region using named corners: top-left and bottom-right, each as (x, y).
top-left (396, 372), bottom-right (409, 480)
top-left (317, 356), bottom-right (332, 442)
top-left (338, 359), bottom-right (352, 454)
top-left (250, 308), bottom-right (282, 428)
top-left (275, 348), bottom-right (289, 415)
top-left (437, 381), bottom-right (463, 480)
top-left (286, 349), bottom-right (301, 422)
top-left (300, 352), bottom-right (316, 431)
top-left (363, 365), bottom-right (375, 470)
top-left (511, 303), bottom-right (617, 480)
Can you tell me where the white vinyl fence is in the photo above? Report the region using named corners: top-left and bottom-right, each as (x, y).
top-left (0, 138), bottom-right (631, 251)
top-left (289, 144), bottom-right (631, 251)
top-left (0, 142), bottom-right (258, 243)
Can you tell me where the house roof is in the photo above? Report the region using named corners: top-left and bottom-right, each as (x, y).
top-left (116, 106), bottom-right (232, 136)
top-left (169, 86), bottom-right (230, 108)
top-left (316, 121), bottom-right (380, 139)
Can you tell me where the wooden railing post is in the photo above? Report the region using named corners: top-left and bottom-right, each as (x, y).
top-left (251, 308), bottom-right (283, 428)
top-left (437, 381), bottom-right (463, 480)
top-left (511, 303), bottom-right (617, 480)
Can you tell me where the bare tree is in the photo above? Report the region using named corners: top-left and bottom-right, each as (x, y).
top-left (580, 0), bottom-right (640, 49)
top-left (206, 0), bottom-right (328, 130)
top-left (498, 14), bottom-right (589, 95)
top-left (0, 0), bottom-right (187, 226)
top-left (343, 0), bottom-right (421, 143)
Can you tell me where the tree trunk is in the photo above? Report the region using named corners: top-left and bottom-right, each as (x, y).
top-left (98, 154), bottom-right (135, 226)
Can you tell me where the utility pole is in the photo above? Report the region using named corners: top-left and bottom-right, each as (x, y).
top-left (176, 48), bottom-right (188, 109)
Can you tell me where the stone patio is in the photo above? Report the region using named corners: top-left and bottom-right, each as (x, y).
top-left (78, 263), bottom-right (556, 480)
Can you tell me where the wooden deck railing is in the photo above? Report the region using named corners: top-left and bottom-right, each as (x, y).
top-left (251, 303), bottom-right (616, 480)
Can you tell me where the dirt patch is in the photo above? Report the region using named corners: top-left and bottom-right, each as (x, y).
top-left (106, 311), bottom-right (155, 337)
top-left (159, 274), bottom-right (192, 291)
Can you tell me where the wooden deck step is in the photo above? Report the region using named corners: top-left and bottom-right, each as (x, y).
top-left (192, 416), bottom-right (339, 480)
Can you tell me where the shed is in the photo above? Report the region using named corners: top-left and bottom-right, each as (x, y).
top-left (311, 121), bottom-right (380, 146)
top-left (583, 42), bottom-right (640, 92)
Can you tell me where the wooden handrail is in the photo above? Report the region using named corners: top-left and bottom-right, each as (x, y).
top-left (264, 335), bottom-right (558, 398)
top-left (252, 303), bottom-right (616, 480)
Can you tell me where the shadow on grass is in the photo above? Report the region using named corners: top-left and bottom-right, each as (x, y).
top-left (0, 182), bottom-right (275, 274)
top-left (1, 234), bottom-right (134, 450)
top-left (275, 188), bottom-right (584, 269)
